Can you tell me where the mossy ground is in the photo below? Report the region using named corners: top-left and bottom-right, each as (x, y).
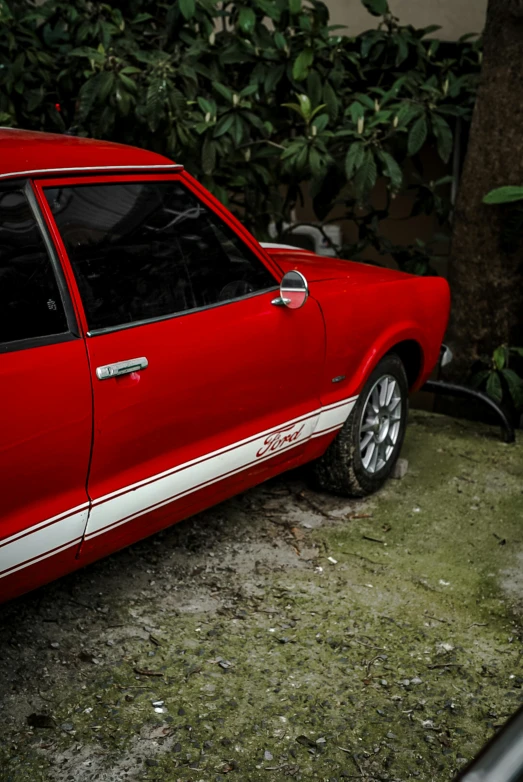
top-left (0, 411), bottom-right (522, 782)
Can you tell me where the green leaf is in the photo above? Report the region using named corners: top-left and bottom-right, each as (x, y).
top-left (292, 48), bottom-right (313, 82)
top-left (345, 142), bottom-right (366, 179)
top-left (349, 101), bottom-right (365, 123)
top-left (353, 149), bottom-right (377, 199)
top-left (213, 82), bottom-right (234, 102)
top-left (323, 82), bottom-right (339, 121)
top-left (77, 75), bottom-right (101, 121)
top-left (395, 103), bottom-right (423, 128)
top-left (214, 113), bottom-right (235, 137)
top-left (146, 78), bottom-right (166, 131)
top-left (483, 186), bottom-right (523, 205)
top-left (486, 371), bottom-right (503, 403)
top-left (289, 0), bottom-right (301, 13)
top-left (238, 7), bottom-right (256, 33)
top-left (408, 115), bottom-right (428, 156)
top-left (312, 113), bottom-right (329, 133)
top-left (297, 93), bottom-right (312, 120)
top-left (501, 369), bottom-right (523, 406)
top-left (493, 345), bottom-right (508, 371)
top-left (202, 134), bottom-right (216, 174)
top-left (307, 71), bottom-right (322, 108)
top-left (470, 369), bottom-right (489, 389)
top-left (432, 114), bottom-right (453, 163)
top-left (273, 31), bottom-right (286, 50)
top-left (378, 150), bottom-right (403, 191)
top-left (361, 0), bottom-right (389, 17)
top-left (264, 64), bottom-right (285, 93)
top-left (179, 0), bottom-right (196, 20)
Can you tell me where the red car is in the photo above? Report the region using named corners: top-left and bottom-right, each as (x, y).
top-left (0, 129), bottom-right (450, 603)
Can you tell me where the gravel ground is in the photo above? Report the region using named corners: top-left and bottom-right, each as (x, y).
top-left (1, 410), bottom-right (522, 782)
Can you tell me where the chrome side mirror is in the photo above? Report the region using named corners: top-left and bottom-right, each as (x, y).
top-left (271, 270), bottom-right (309, 310)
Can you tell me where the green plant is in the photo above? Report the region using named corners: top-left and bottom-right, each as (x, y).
top-left (471, 345), bottom-right (523, 408)
top-left (0, 0), bottom-right (481, 268)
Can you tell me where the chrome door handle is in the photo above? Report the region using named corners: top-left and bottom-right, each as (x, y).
top-left (96, 357), bottom-right (148, 380)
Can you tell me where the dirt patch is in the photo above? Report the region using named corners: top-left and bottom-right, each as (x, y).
top-left (0, 411), bottom-right (522, 782)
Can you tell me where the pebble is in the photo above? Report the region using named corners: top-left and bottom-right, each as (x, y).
top-left (391, 458), bottom-right (408, 479)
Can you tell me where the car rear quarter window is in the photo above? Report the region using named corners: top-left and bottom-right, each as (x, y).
top-left (44, 180), bottom-right (277, 332)
top-left (0, 184), bottom-right (68, 346)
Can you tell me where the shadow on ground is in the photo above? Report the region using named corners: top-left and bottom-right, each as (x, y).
top-left (1, 411), bottom-right (522, 782)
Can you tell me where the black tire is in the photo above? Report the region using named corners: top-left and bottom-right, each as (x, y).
top-left (311, 353), bottom-right (409, 497)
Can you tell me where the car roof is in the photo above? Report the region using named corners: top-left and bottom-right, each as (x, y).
top-left (0, 128), bottom-right (181, 181)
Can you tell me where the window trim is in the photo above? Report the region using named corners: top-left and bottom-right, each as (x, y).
top-left (24, 181), bottom-right (79, 338)
top-left (85, 286), bottom-right (279, 337)
top-left (0, 331), bottom-right (76, 355)
top-left (0, 179), bottom-right (79, 352)
top-left (37, 173), bottom-right (283, 336)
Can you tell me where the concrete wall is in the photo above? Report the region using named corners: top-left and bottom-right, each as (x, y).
top-left (327, 0), bottom-right (487, 41)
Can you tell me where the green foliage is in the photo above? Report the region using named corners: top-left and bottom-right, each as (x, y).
top-left (483, 186), bottom-right (523, 205)
top-left (471, 345), bottom-right (523, 409)
top-left (0, 0), bottom-right (481, 266)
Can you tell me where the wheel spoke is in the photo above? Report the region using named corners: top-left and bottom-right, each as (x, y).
top-left (371, 388), bottom-right (380, 413)
top-left (388, 396), bottom-right (401, 414)
top-left (378, 378), bottom-right (388, 407)
top-left (368, 443), bottom-right (379, 473)
top-left (360, 431), bottom-right (374, 450)
top-left (385, 379), bottom-right (396, 406)
top-left (362, 440), bottom-right (376, 470)
top-left (361, 417), bottom-right (377, 433)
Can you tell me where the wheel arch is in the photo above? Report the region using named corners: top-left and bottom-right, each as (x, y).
top-left (387, 339), bottom-right (425, 390)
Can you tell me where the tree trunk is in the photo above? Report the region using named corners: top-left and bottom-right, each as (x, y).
top-left (446, 0), bottom-right (523, 382)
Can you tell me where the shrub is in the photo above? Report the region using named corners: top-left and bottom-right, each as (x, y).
top-left (0, 0), bottom-right (481, 269)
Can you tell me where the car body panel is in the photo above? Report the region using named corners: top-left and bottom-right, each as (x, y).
top-left (0, 340), bottom-right (93, 588)
top-left (0, 128), bottom-right (176, 181)
top-left (0, 129), bottom-right (450, 603)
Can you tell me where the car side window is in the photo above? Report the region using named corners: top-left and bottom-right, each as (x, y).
top-left (44, 180), bottom-right (277, 332)
top-left (0, 184), bottom-right (69, 346)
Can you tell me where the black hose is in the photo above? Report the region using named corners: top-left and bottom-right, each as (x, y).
top-left (421, 380), bottom-right (516, 444)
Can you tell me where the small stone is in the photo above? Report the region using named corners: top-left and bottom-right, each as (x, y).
top-left (50, 642), bottom-right (59, 649)
top-left (390, 458), bottom-right (408, 479)
top-left (264, 750), bottom-right (273, 760)
top-left (411, 677), bottom-right (422, 685)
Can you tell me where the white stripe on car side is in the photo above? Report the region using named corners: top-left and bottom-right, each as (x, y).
top-left (0, 396), bottom-right (356, 578)
top-left (0, 509), bottom-right (88, 580)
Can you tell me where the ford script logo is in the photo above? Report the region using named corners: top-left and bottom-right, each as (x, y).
top-left (256, 424), bottom-right (305, 458)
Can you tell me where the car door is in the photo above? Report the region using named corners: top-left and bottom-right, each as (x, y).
top-left (0, 181), bottom-right (92, 598)
top-left (38, 174), bottom-right (326, 555)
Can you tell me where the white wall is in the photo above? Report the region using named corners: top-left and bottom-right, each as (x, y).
top-left (327, 0), bottom-right (487, 41)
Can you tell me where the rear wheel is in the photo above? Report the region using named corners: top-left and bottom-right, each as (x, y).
top-left (311, 353), bottom-right (409, 497)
